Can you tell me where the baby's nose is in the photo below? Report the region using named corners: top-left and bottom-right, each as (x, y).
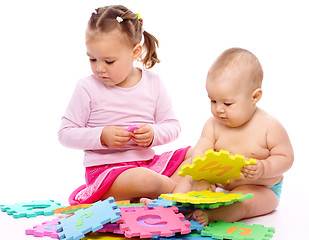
top-left (217, 104), bottom-right (225, 113)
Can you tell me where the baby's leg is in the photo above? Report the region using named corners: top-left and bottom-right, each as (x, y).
top-left (193, 184), bottom-right (279, 226)
top-left (100, 167), bottom-right (177, 201)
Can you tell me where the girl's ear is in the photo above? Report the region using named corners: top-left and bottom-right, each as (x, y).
top-left (133, 44), bottom-right (142, 60)
top-left (252, 88), bottom-right (263, 104)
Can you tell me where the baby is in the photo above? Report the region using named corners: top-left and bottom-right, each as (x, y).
top-left (188, 48), bottom-right (294, 225)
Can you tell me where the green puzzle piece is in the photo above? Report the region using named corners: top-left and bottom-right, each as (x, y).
top-left (176, 193), bottom-right (253, 209)
top-left (201, 221), bottom-right (275, 240)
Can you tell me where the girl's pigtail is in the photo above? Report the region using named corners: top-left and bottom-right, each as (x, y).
top-left (142, 30), bottom-right (160, 69)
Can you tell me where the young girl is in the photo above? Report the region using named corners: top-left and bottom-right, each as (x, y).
top-left (58, 5), bottom-right (191, 205)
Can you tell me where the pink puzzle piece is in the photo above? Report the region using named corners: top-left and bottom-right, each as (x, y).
top-left (117, 206), bottom-right (191, 238)
top-left (25, 218), bottom-right (60, 239)
top-left (125, 125), bottom-right (140, 133)
top-left (97, 223), bottom-right (124, 234)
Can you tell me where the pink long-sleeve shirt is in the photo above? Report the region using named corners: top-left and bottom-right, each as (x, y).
top-left (58, 70), bottom-right (181, 167)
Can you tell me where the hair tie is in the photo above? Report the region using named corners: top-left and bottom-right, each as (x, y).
top-left (136, 13), bottom-right (143, 25)
top-left (116, 16), bottom-right (123, 23)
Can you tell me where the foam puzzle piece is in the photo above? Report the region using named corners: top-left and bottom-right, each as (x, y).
top-left (115, 200), bottom-right (131, 205)
top-left (117, 206), bottom-right (191, 238)
top-left (178, 149), bottom-right (257, 185)
top-left (189, 220), bottom-right (204, 232)
top-left (83, 232), bottom-right (140, 239)
top-left (1, 200), bottom-right (64, 218)
top-left (147, 197), bottom-right (174, 208)
top-left (54, 204), bottom-right (92, 214)
top-left (161, 232), bottom-right (215, 240)
top-left (125, 125), bottom-right (140, 133)
top-left (25, 218), bottom-right (60, 238)
top-left (176, 193), bottom-right (253, 209)
top-left (118, 203), bottom-right (146, 208)
top-left (201, 221), bottom-right (275, 240)
top-left (56, 197), bottom-right (121, 240)
top-left (97, 223), bottom-right (124, 234)
top-left (161, 190), bottom-right (253, 205)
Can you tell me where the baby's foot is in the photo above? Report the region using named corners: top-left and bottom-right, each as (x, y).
top-left (192, 209), bottom-right (210, 226)
top-left (139, 197), bottom-right (153, 205)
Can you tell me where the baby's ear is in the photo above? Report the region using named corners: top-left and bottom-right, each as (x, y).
top-left (252, 88), bottom-right (262, 104)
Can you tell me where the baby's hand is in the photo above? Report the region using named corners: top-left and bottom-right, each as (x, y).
top-left (101, 126), bottom-right (133, 147)
top-left (132, 124), bottom-right (154, 147)
top-left (192, 179), bottom-right (216, 192)
top-left (242, 160), bottom-right (264, 180)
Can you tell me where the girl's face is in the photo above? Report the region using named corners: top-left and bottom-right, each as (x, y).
top-left (206, 71), bottom-right (258, 128)
top-left (86, 29), bottom-right (141, 87)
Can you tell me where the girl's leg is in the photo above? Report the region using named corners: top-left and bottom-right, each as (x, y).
top-left (170, 147), bottom-right (193, 183)
top-left (100, 167), bottom-right (177, 201)
top-left (193, 184), bottom-right (279, 226)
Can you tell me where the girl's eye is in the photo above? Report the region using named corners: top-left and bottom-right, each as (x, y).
top-left (105, 60), bottom-right (115, 65)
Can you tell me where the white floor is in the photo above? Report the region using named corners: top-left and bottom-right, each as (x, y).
top-left (1, 186), bottom-right (308, 240)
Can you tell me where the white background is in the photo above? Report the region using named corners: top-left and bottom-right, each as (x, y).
top-left (0, 0), bottom-right (308, 239)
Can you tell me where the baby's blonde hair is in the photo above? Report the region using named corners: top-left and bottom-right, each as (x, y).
top-left (208, 48), bottom-right (263, 90)
top-left (87, 5), bottom-right (160, 69)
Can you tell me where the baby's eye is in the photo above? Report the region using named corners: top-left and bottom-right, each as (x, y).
top-left (89, 58), bottom-right (96, 62)
top-left (105, 60), bottom-right (115, 65)
top-left (211, 100), bottom-right (216, 104)
top-left (224, 103), bottom-right (233, 106)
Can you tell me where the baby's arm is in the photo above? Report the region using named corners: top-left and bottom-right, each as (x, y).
top-left (242, 118), bottom-right (294, 179)
top-left (191, 118), bottom-right (216, 191)
top-left (191, 118), bottom-right (216, 159)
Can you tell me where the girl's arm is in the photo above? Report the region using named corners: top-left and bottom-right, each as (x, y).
top-left (150, 80), bottom-right (181, 146)
top-left (58, 80), bottom-right (110, 150)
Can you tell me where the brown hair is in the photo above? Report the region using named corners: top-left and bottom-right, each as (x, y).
top-left (87, 5), bottom-right (160, 69)
top-left (208, 48), bottom-right (263, 89)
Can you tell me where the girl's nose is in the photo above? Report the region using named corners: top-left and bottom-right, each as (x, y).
top-left (96, 63), bottom-right (106, 74)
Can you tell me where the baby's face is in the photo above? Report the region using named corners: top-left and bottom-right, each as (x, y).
top-left (206, 72), bottom-right (257, 128)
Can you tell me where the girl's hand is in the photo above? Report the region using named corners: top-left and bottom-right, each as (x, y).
top-left (101, 126), bottom-right (133, 147)
top-left (242, 160), bottom-right (264, 180)
top-left (132, 124), bottom-right (154, 147)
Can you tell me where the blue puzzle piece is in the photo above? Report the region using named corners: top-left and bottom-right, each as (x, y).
top-left (154, 232), bottom-right (215, 240)
top-left (189, 220), bottom-right (204, 232)
top-left (56, 197), bottom-right (121, 240)
top-left (147, 197), bottom-right (187, 211)
top-left (147, 197), bottom-right (174, 208)
top-left (1, 200), bottom-right (64, 218)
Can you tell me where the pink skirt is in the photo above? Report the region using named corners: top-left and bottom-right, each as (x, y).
top-left (69, 146), bottom-right (190, 205)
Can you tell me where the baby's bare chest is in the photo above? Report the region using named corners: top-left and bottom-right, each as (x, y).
top-left (214, 127), bottom-right (270, 160)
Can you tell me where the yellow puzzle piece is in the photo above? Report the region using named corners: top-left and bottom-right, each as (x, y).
top-left (178, 149), bottom-right (256, 185)
top-left (161, 190), bottom-right (246, 204)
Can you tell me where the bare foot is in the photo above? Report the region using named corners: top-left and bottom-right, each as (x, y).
top-left (139, 197), bottom-right (153, 205)
top-left (192, 180), bottom-right (215, 192)
top-left (192, 209), bottom-right (210, 226)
